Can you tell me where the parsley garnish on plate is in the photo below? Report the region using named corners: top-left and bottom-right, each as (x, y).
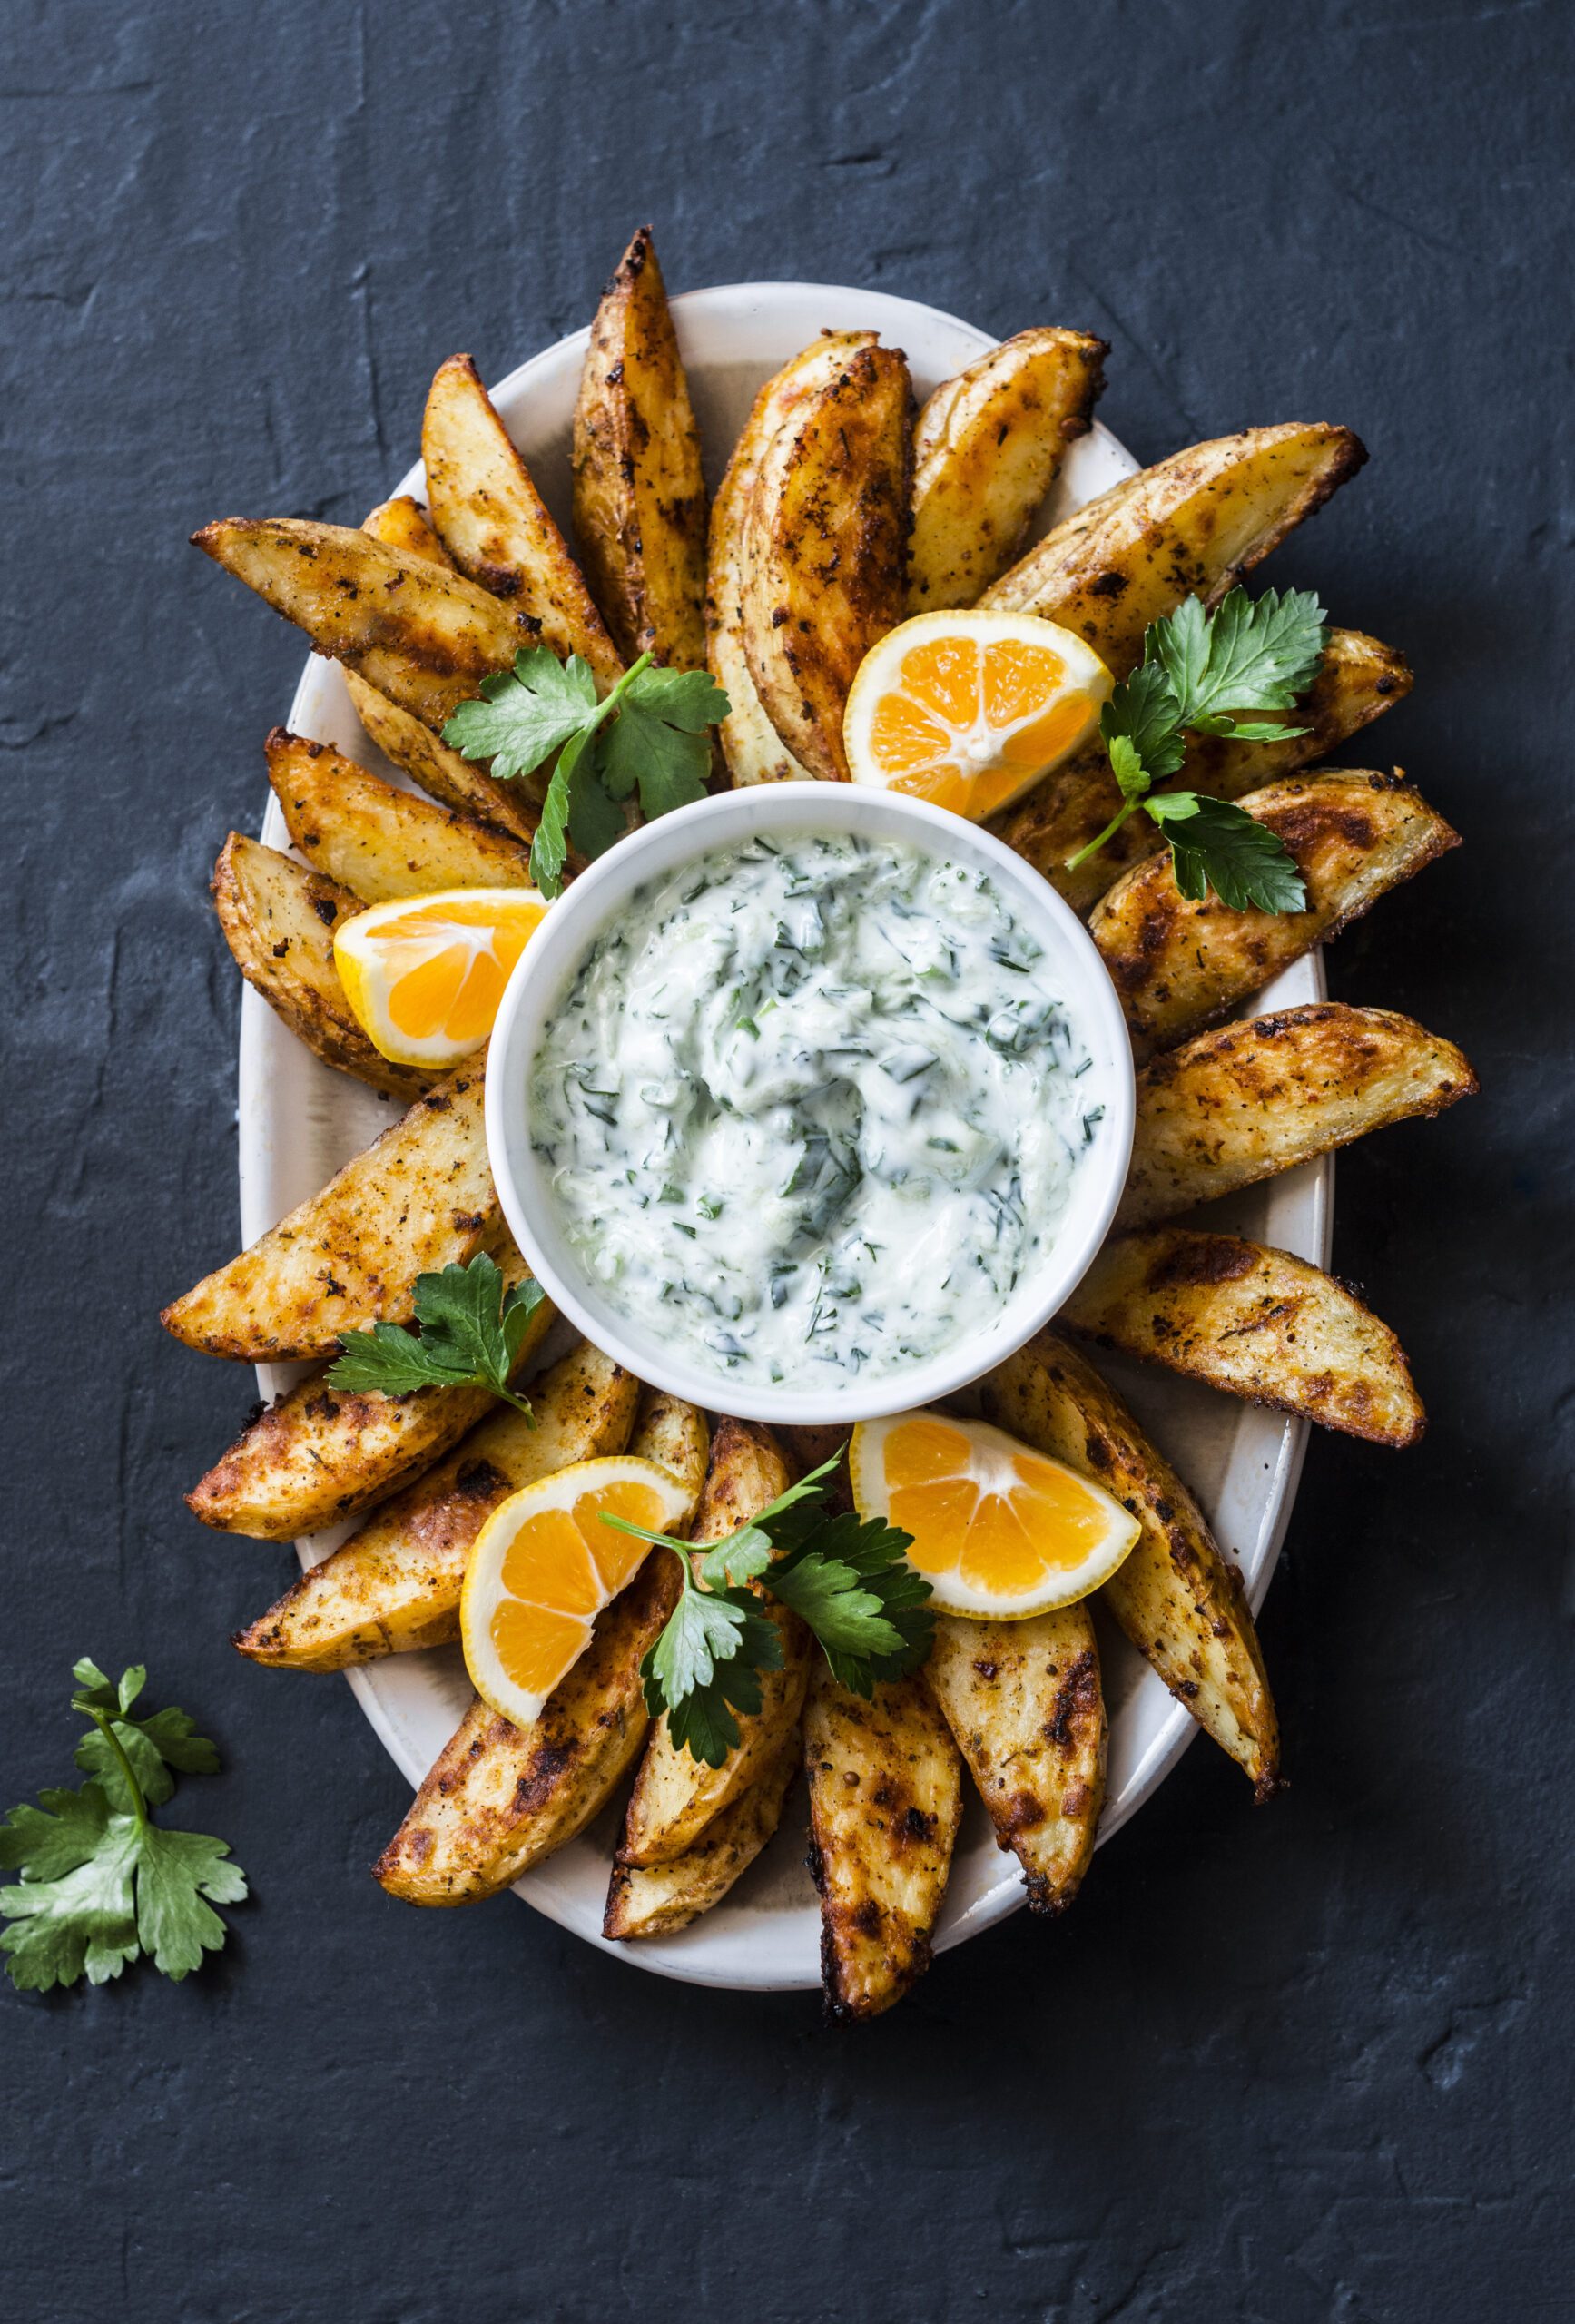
top-left (1068, 586), bottom-right (1326, 911)
top-left (442, 647), bottom-right (729, 898)
top-left (0, 1661), bottom-right (247, 1993)
top-left (325, 1254), bottom-right (546, 1415)
top-left (600, 1455), bottom-right (936, 1767)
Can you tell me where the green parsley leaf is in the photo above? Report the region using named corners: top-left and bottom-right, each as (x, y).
top-left (772, 1509), bottom-right (937, 1695)
top-left (638, 1589), bottom-right (782, 1768)
top-left (1148, 793), bottom-right (1308, 912)
top-left (1100, 660), bottom-right (1186, 793)
top-left (326, 1256), bottom-right (546, 1416)
top-left (71, 1657), bottom-right (219, 1814)
top-left (440, 648), bottom-right (600, 783)
top-left (1153, 585), bottom-right (1325, 724)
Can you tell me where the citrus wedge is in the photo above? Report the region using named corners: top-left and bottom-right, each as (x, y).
top-left (850, 1409), bottom-right (1140, 1619)
top-left (842, 609), bottom-right (1112, 822)
top-left (459, 1455), bottom-right (698, 1732)
top-left (334, 885), bottom-right (547, 1068)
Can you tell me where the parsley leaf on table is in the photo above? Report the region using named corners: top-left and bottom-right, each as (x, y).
top-left (325, 1255), bottom-right (546, 1416)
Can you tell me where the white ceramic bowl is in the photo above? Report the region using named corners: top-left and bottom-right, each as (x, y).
top-left (485, 784), bottom-right (1136, 1425)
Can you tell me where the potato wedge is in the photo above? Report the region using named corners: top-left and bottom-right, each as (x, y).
top-left (908, 327), bottom-right (1106, 611)
top-left (572, 226), bottom-right (707, 669)
top-left (162, 1060), bottom-right (496, 1362)
top-left (803, 1668), bottom-right (963, 2021)
top-left (1117, 1003), bottom-right (1478, 1231)
top-left (706, 330), bottom-right (878, 785)
top-left (211, 832), bottom-right (428, 1101)
top-left (603, 1734), bottom-right (798, 1941)
top-left (1092, 771), bottom-right (1462, 1057)
top-left (1063, 1229), bottom-right (1425, 1447)
top-left (740, 342), bottom-right (911, 781)
top-left (979, 1331), bottom-right (1279, 1796)
top-left (925, 1607), bottom-right (1105, 1914)
top-left (266, 728), bottom-right (536, 901)
top-left (980, 422), bottom-right (1366, 673)
top-left (231, 1342), bottom-right (638, 1665)
top-left (422, 353), bottom-right (622, 690)
top-left (994, 627), bottom-right (1413, 910)
top-left (616, 1419), bottom-right (810, 1868)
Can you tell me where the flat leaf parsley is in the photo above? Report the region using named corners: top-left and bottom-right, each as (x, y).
top-left (326, 1254), bottom-right (546, 1415)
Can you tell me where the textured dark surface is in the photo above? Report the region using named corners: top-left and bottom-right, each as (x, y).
top-left (3, 3), bottom-right (1570, 2318)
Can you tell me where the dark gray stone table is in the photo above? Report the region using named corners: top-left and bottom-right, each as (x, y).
top-left (4, 4), bottom-right (1570, 2317)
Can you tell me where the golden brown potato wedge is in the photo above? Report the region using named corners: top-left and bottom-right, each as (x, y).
top-left (980, 422), bottom-right (1365, 674)
top-left (908, 327), bottom-right (1107, 611)
top-left (707, 330), bottom-right (878, 786)
top-left (603, 1734), bottom-right (798, 1941)
top-left (994, 628), bottom-right (1413, 910)
top-left (265, 728), bottom-right (536, 901)
top-left (1063, 1229), bottom-right (1425, 1447)
top-left (162, 1060), bottom-right (497, 1362)
top-left (740, 342), bottom-right (912, 781)
top-left (803, 1668), bottom-right (963, 2021)
top-left (359, 493), bottom-right (449, 564)
top-left (616, 1419), bottom-right (810, 1869)
top-left (1117, 1003), bottom-right (1478, 1231)
top-left (1092, 771), bottom-right (1462, 1057)
top-left (422, 353), bottom-right (622, 689)
top-left (572, 225), bottom-right (707, 669)
top-left (979, 1331), bottom-right (1279, 1797)
top-left (231, 1342), bottom-right (638, 1665)
top-left (211, 832), bottom-right (428, 1101)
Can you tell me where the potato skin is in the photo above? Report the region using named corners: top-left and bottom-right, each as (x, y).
top-left (266, 729), bottom-right (536, 901)
top-left (603, 1735), bottom-right (798, 1941)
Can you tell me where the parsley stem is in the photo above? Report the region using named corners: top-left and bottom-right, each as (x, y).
top-left (1065, 796), bottom-right (1142, 872)
top-left (88, 1708), bottom-right (148, 1834)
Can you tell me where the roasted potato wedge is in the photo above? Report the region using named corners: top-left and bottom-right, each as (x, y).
top-left (573, 225), bottom-right (707, 668)
top-left (994, 627), bottom-right (1413, 910)
top-left (359, 493), bottom-right (449, 564)
top-left (1064, 1229), bottom-right (1425, 1447)
top-left (266, 728), bottom-right (536, 901)
top-left (979, 1332), bottom-right (1279, 1796)
top-left (1092, 771), bottom-right (1462, 1057)
top-left (740, 342), bottom-right (911, 781)
top-left (706, 330), bottom-right (878, 785)
top-left (908, 326), bottom-right (1106, 611)
top-left (616, 1419), bottom-right (810, 1868)
top-left (422, 353), bottom-right (622, 690)
top-left (1118, 1003), bottom-right (1478, 1231)
top-left (603, 1734), bottom-right (798, 1941)
top-left (211, 832), bottom-right (428, 1101)
top-left (980, 422), bottom-right (1365, 673)
top-left (231, 1343), bottom-right (638, 1665)
top-left (926, 1607), bottom-right (1105, 1912)
top-left (803, 1668), bottom-right (963, 2021)
top-left (162, 1060), bottom-right (497, 1362)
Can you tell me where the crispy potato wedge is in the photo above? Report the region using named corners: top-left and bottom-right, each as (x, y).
top-left (1092, 771), bottom-right (1462, 1057)
top-left (616, 1419), bottom-right (810, 1868)
top-left (994, 627), bottom-right (1413, 910)
top-left (422, 353), bottom-right (622, 690)
top-left (266, 728), bottom-right (536, 901)
top-left (979, 1331), bottom-right (1279, 1796)
top-left (1118, 1003), bottom-right (1478, 1231)
top-left (926, 1607), bottom-right (1105, 1912)
top-left (908, 326), bottom-right (1107, 611)
top-left (211, 832), bottom-right (428, 1101)
top-left (359, 493), bottom-right (449, 564)
top-left (162, 1060), bottom-right (496, 1362)
top-left (572, 225), bottom-right (707, 668)
top-left (740, 342), bottom-right (912, 781)
top-left (804, 1669), bottom-right (963, 2021)
top-left (980, 422), bottom-right (1366, 673)
top-left (231, 1342), bottom-right (638, 1665)
top-left (603, 1734), bottom-right (799, 1941)
top-left (1064, 1229), bottom-right (1425, 1447)
top-left (707, 330), bottom-right (878, 785)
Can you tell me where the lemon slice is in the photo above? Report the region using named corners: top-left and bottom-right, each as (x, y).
top-left (850, 1409), bottom-right (1139, 1619)
top-left (842, 608), bottom-right (1113, 822)
top-left (459, 1455), bottom-right (699, 1732)
top-left (334, 885), bottom-right (548, 1068)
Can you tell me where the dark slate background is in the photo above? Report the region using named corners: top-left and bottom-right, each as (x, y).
top-left (3, 3), bottom-right (1570, 2318)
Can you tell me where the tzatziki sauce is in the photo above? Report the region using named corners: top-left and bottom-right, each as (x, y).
top-left (527, 832), bottom-right (1104, 1388)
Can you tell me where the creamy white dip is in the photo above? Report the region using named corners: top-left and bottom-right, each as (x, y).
top-left (528, 832), bottom-right (1102, 1388)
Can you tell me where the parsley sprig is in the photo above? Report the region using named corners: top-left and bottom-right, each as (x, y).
top-left (442, 648), bottom-right (729, 898)
top-left (0, 1662), bottom-right (246, 1992)
top-left (1068, 586), bottom-right (1326, 911)
top-left (601, 1455), bottom-right (936, 1767)
top-left (325, 1255), bottom-right (546, 1414)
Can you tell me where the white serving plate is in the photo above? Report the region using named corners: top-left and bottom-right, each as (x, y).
top-left (238, 282), bottom-right (1329, 1993)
